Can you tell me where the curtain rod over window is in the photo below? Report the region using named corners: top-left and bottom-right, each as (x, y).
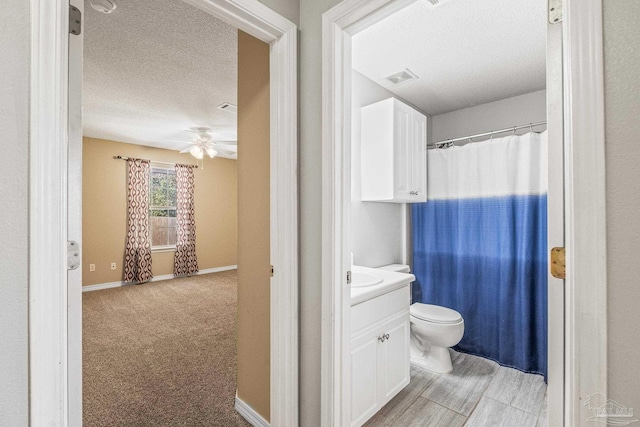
top-left (113, 156), bottom-right (198, 168)
top-left (429, 121), bottom-right (547, 149)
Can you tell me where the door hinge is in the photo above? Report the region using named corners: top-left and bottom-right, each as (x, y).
top-left (67, 241), bottom-right (80, 270)
top-left (550, 247), bottom-right (565, 279)
top-left (347, 270), bottom-right (352, 285)
top-left (69, 5), bottom-right (82, 35)
top-left (548, 0), bottom-right (562, 24)
top-left (270, 265), bottom-right (274, 277)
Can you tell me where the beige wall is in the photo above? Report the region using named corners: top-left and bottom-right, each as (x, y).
top-left (82, 137), bottom-right (237, 286)
top-left (236, 31), bottom-right (271, 420)
top-left (603, 0), bottom-right (640, 412)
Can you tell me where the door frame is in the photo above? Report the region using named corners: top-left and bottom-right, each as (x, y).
top-left (29, 0), bottom-right (298, 425)
top-left (321, 0), bottom-right (607, 425)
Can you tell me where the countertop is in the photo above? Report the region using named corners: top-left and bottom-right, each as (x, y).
top-left (351, 265), bottom-right (415, 306)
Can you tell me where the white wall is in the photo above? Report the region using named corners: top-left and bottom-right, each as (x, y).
top-left (299, 0), bottom-right (342, 423)
top-left (432, 90), bottom-right (547, 143)
top-left (351, 71), bottom-right (412, 267)
top-left (603, 0), bottom-right (640, 412)
top-left (257, 0), bottom-right (299, 25)
top-left (0, 0), bottom-right (30, 424)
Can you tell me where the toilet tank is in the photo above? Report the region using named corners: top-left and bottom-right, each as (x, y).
top-left (378, 264), bottom-right (411, 273)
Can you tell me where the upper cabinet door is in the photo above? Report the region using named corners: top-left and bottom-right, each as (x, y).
top-left (393, 100), bottom-right (414, 202)
top-left (411, 111), bottom-right (427, 202)
top-left (361, 98), bottom-right (427, 203)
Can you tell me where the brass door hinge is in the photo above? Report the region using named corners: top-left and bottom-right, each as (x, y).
top-left (550, 247), bottom-right (565, 279)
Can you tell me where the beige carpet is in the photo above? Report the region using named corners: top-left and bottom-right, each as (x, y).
top-left (83, 270), bottom-right (250, 426)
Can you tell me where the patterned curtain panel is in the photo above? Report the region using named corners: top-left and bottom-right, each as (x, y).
top-left (174, 164), bottom-right (199, 276)
top-left (123, 159), bottom-right (153, 283)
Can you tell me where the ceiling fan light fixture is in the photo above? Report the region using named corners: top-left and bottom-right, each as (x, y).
top-left (189, 145), bottom-right (204, 160)
top-left (205, 147), bottom-right (218, 158)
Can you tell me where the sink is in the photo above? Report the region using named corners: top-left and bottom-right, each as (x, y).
top-left (351, 271), bottom-right (383, 287)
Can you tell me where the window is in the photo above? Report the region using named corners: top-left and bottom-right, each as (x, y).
top-left (149, 165), bottom-right (177, 250)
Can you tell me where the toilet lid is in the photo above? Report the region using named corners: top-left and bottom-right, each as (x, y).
top-left (410, 303), bottom-right (462, 324)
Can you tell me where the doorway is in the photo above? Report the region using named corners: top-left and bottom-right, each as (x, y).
top-left (321, 0), bottom-right (607, 426)
top-left (28, 0), bottom-right (298, 425)
top-left (79, 4), bottom-right (264, 423)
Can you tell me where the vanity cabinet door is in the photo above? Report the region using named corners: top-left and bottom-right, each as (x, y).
top-left (377, 312), bottom-right (411, 406)
top-left (350, 329), bottom-right (381, 427)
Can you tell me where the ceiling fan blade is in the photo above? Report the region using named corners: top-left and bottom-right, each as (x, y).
top-left (212, 143), bottom-right (238, 151)
top-left (156, 139), bottom-right (195, 145)
top-left (179, 147), bottom-right (193, 153)
top-left (215, 147), bottom-right (237, 154)
top-left (215, 148), bottom-right (237, 156)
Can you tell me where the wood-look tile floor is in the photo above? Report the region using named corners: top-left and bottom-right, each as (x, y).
top-left (364, 350), bottom-right (547, 427)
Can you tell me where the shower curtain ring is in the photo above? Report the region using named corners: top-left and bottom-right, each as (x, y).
top-left (529, 123), bottom-right (533, 133)
top-left (512, 126), bottom-right (517, 135)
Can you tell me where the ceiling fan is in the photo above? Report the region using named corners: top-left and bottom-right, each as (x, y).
top-left (177, 127), bottom-right (238, 159)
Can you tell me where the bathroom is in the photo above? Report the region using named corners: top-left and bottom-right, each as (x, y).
top-left (348, 0), bottom-right (550, 426)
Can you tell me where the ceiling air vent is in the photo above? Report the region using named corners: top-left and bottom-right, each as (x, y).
top-left (423, 0), bottom-right (451, 7)
top-left (217, 103), bottom-right (238, 114)
top-left (385, 69), bottom-right (418, 85)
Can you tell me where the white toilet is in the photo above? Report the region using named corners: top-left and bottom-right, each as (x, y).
top-left (378, 264), bottom-right (465, 374)
top-left (409, 303), bottom-right (464, 373)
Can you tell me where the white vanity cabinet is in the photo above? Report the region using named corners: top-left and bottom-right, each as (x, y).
top-left (360, 98), bottom-right (427, 203)
top-left (350, 286), bottom-right (411, 427)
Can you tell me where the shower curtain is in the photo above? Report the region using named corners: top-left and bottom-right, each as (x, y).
top-left (412, 132), bottom-right (548, 377)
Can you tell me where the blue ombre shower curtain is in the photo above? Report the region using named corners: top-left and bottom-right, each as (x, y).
top-left (412, 132), bottom-right (548, 378)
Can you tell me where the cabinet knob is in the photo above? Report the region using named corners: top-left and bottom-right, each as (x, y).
top-left (378, 333), bottom-right (390, 342)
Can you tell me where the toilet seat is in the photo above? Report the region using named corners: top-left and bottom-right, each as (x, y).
top-left (410, 303), bottom-right (462, 324)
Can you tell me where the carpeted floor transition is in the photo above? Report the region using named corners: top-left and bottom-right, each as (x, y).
top-left (83, 270), bottom-right (251, 426)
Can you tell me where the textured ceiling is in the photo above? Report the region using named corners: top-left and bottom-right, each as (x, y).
top-left (352, 0), bottom-right (547, 116)
top-left (83, 0), bottom-right (238, 157)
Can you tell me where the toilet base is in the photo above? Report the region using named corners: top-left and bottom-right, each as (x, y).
top-left (410, 345), bottom-right (453, 374)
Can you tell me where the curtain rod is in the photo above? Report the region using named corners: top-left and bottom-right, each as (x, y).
top-left (113, 156), bottom-right (198, 168)
top-left (429, 121), bottom-right (547, 149)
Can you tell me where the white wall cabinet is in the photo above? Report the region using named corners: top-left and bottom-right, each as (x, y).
top-left (360, 98), bottom-right (427, 203)
top-left (350, 286), bottom-right (411, 427)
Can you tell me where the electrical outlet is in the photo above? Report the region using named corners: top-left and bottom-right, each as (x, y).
top-left (110, 262), bottom-right (116, 271)
top-left (89, 264), bottom-right (95, 272)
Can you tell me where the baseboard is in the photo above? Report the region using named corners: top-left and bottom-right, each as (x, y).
top-left (235, 395), bottom-right (270, 427)
top-left (82, 265), bottom-right (238, 292)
